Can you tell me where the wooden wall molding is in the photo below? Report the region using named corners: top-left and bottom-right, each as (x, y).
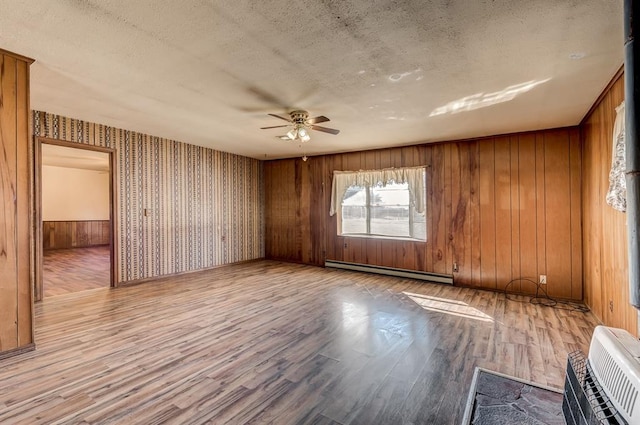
top-left (265, 127), bottom-right (583, 300)
top-left (0, 51), bottom-right (33, 355)
top-left (580, 65), bottom-right (624, 126)
top-left (0, 343), bottom-right (35, 361)
top-left (0, 48), bottom-right (34, 64)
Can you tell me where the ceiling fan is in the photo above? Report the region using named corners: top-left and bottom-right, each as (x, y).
top-left (260, 110), bottom-right (340, 143)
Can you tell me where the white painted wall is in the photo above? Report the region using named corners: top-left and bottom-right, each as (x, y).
top-left (42, 165), bottom-right (110, 221)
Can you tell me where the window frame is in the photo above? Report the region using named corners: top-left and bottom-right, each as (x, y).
top-left (333, 167), bottom-right (427, 242)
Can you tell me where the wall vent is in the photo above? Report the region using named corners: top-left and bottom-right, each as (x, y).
top-left (588, 326), bottom-right (640, 423)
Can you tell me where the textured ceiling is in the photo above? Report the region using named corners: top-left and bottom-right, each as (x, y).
top-left (0, 0), bottom-right (623, 159)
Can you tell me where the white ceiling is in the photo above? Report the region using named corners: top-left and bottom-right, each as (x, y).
top-left (42, 144), bottom-right (109, 172)
top-left (0, 0), bottom-right (623, 159)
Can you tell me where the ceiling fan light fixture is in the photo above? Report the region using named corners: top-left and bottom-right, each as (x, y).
top-left (285, 125), bottom-right (311, 142)
top-left (262, 109), bottom-right (338, 144)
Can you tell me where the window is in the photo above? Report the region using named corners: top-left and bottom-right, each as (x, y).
top-left (330, 166), bottom-right (426, 241)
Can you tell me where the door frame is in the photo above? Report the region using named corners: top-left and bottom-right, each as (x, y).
top-left (34, 137), bottom-right (117, 301)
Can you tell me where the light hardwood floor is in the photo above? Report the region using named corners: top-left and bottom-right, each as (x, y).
top-left (43, 246), bottom-right (110, 297)
top-left (0, 261), bottom-right (598, 424)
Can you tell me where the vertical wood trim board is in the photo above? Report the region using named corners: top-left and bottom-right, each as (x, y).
top-left (0, 50), bottom-right (33, 353)
top-left (264, 128), bottom-right (583, 300)
top-left (33, 111), bottom-right (264, 284)
top-left (581, 72), bottom-right (637, 336)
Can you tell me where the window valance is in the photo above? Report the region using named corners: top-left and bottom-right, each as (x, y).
top-left (329, 166), bottom-right (426, 216)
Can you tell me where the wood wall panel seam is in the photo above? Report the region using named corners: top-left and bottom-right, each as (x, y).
top-left (25, 59), bottom-right (35, 346)
top-left (0, 54), bottom-right (18, 351)
top-left (16, 58), bottom-right (31, 346)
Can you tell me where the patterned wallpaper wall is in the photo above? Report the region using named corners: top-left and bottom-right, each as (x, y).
top-left (33, 111), bottom-right (264, 283)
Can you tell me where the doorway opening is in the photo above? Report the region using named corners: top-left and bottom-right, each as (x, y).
top-left (35, 138), bottom-right (116, 300)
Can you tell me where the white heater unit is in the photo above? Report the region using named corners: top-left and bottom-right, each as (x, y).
top-left (587, 326), bottom-right (640, 424)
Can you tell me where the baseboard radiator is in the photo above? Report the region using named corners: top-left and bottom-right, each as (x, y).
top-left (563, 326), bottom-right (640, 425)
top-left (324, 260), bottom-right (453, 285)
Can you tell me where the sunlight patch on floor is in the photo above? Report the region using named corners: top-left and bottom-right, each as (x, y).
top-left (403, 292), bottom-right (494, 322)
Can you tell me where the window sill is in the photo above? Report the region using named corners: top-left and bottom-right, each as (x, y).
top-left (339, 233), bottom-right (426, 243)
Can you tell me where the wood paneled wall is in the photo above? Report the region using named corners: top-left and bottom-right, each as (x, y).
top-left (0, 49), bottom-right (33, 356)
top-left (582, 70), bottom-right (637, 336)
top-left (265, 128), bottom-right (583, 300)
top-left (43, 220), bottom-right (110, 250)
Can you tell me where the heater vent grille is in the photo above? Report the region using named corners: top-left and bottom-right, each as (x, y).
top-left (324, 260), bottom-right (453, 284)
top-left (591, 338), bottom-right (638, 417)
top-left (588, 326), bottom-right (640, 424)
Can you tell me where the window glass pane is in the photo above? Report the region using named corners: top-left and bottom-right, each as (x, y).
top-left (342, 186), bottom-right (367, 234)
top-left (342, 186), bottom-right (366, 205)
top-left (369, 183), bottom-right (410, 237)
top-left (412, 209), bottom-right (426, 241)
top-left (370, 205), bottom-right (410, 237)
top-left (342, 205), bottom-right (367, 234)
top-left (371, 183), bottom-right (409, 206)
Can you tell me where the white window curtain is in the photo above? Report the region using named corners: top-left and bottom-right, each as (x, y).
top-left (606, 101), bottom-right (626, 212)
top-left (329, 166), bottom-right (426, 216)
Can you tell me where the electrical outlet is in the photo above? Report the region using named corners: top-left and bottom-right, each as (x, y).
top-left (539, 274), bottom-right (547, 285)
top-left (609, 300), bottom-right (614, 312)
top-left (453, 262), bottom-right (459, 273)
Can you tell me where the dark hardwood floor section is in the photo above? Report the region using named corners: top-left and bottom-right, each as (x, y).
top-left (43, 246), bottom-right (110, 297)
top-left (1, 261), bottom-right (598, 424)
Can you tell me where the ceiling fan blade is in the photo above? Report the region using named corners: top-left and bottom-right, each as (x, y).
top-left (306, 115), bottom-right (330, 125)
top-left (247, 87), bottom-right (290, 108)
top-left (260, 125), bottom-right (290, 130)
top-left (268, 113), bottom-right (292, 123)
top-left (311, 125), bottom-right (340, 135)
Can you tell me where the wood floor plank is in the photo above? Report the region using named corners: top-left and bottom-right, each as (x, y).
top-left (0, 260), bottom-right (599, 424)
top-left (43, 246), bottom-right (110, 297)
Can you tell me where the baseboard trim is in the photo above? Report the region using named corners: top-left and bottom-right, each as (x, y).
top-left (325, 260), bottom-right (453, 285)
top-left (44, 244), bottom-right (109, 251)
top-left (0, 343), bottom-right (35, 361)
top-left (118, 257), bottom-right (266, 287)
